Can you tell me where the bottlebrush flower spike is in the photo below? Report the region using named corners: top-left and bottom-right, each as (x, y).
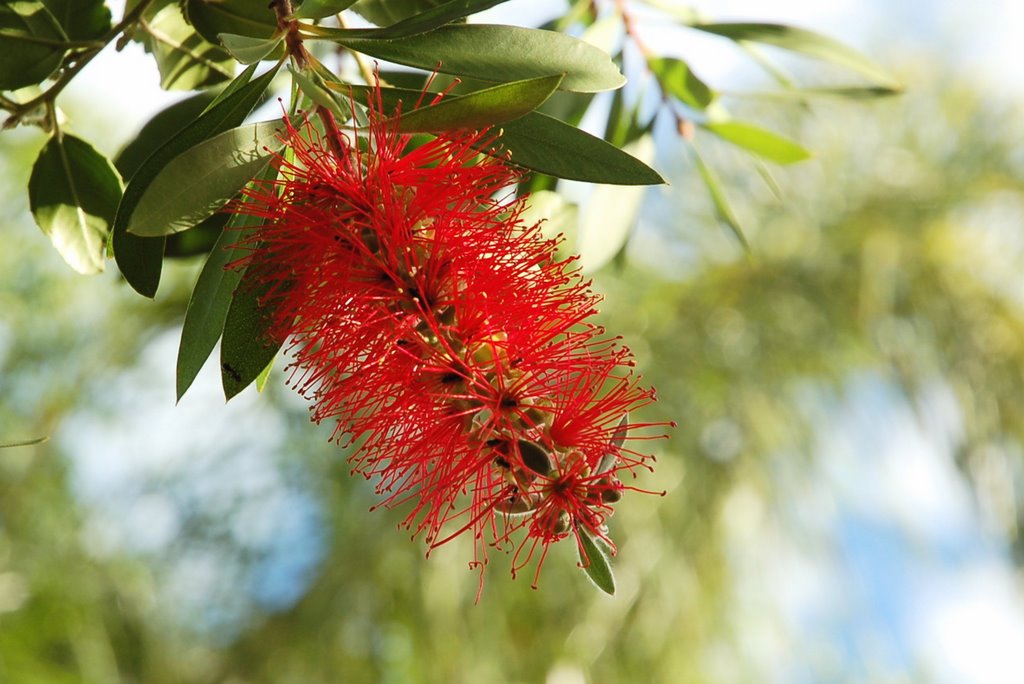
top-left (231, 85), bottom-right (669, 595)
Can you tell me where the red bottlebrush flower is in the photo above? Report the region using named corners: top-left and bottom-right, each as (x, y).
top-left (230, 86), bottom-right (668, 593)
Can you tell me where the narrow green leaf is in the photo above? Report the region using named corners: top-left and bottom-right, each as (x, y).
top-left (291, 66), bottom-right (347, 120)
top-left (647, 56), bottom-right (714, 109)
top-left (139, 2), bottom-right (234, 91)
top-left (500, 112), bottom-right (663, 185)
top-left (221, 276), bottom-right (285, 401)
top-left (112, 62), bottom-right (279, 297)
top-left (313, 0), bottom-right (511, 39)
top-left (219, 32), bottom-right (283, 64)
top-left (41, 0), bottom-right (110, 40)
top-left (393, 75), bottom-right (562, 132)
top-left (578, 529), bottom-right (615, 595)
top-left (176, 174), bottom-right (273, 401)
top-left (0, 436), bottom-right (49, 449)
top-left (690, 22), bottom-right (901, 89)
top-left (29, 134), bottom-right (123, 274)
top-left (345, 85), bottom-right (663, 184)
top-left (577, 136), bottom-right (653, 272)
top-left (295, 0), bottom-right (360, 19)
top-left (726, 85), bottom-right (902, 101)
top-left (326, 24), bottom-right (625, 93)
top-left (204, 62), bottom-right (258, 112)
top-left (690, 144), bottom-right (749, 251)
top-left (702, 120), bottom-right (810, 165)
top-left (0, 1), bottom-right (66, 91)
top-left (127, 119), bottom-right (287, 237)
top-left (349, 0), bottom-right (445, 26)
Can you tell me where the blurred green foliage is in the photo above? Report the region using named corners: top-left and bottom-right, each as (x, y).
top-left (3, 58), bottom-right (1024, 684)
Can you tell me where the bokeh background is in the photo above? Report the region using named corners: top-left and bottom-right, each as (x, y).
top-left (3, 0), bottom-right (1024, 682)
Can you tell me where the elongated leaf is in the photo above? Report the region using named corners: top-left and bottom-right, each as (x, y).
top-left (691, 22), bottom-right (900, 88)
top-left (326, 24), bottom-right (624, 93)
top-left (176, 176), bottom-right (273, 401)
top-left (29, 134), bottom-right (123, 274)
top-left (219, 32), bottom-right (283, 64)
top-left (140, 2), bottom-right (234, 90)
top-left (112, 62), bottom-right (279, 297)
top-left (41, 0), bottom-right (110, 40)
top-left (0, 1), bottom-right (66, 91)
top-left (501, 112), bottom-right (662, 184)
top-left (311, 0), bottom-right (510, 39)
top-left (295, 0), bottom-right (360, 19)
top-left (647, 56), bottom-right (714, 109)
top-left (578, 529), bottom-right (615, 595)
top-left (0, 436), bottom-right (48, 449)
top-left (690, 143), bottom-right (749, 251)
top-left (727, 85), bottom-right (902, 101)
top-left (702, 120), bottom-right (810, 165)
top-left (221, 276), bottom-right (285, 400)
top-left (389, 75), bottom-right (562, 132)
top-left (577, 136), bottom-right (653, 272)
top-left (291, 66), bottom-right (347, 120)
top-left (350, 0), bottom-right (444, 25)
top-left (348, 85), bottom-right (663, 184)
top-left (128, 120), bottom-right (287, 237)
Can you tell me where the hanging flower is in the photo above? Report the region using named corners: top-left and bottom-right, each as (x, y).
top-left (230, 85), bottom-right (668, 593)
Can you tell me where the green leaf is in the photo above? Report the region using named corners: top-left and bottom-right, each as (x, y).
top-left (349, 0), bottom-right (445, 25)
top-left (127, 119), bottom-right (287, 237)
top-left (0, 436), bottom-right (49, 449)
top-left (501, 112), bottom-right (662, 185)
top-left (112, 62), bottom-right (279, 297)
top-left (702, 120), bottom-right (810, 165)
top-left (578, 529), bottom-right (615, 595)
top-left (647, 56), bottom-right (714, 109)
top-left (139, 2), bottom-right (234, 90)
top-left (41, 0), bottom-right (110, 40)
top-left (295, 0), bottom-right (361, 20)
top-left (690, 143), bottom-right (749, 251)
top-left (221, 274), bottom-right (285, 401)
top-left (29, 134), bottom-right (123, 274)
top-left (393, 75), bottom-right (562, 132)
top-left (329, 0), bottom-right (512, 39)
top-left (577, 136), bottom-right (653, 272)
top-left (176, 177), bottom-right (273, 401)
top-left (728, 85), bottom-right (903, 101)
top-left (690, 22), bottom-right (901, 89)
top-left (219, 32), bottom-right (283, 64)
top-left (185, 0), bottom-right (278, 43)
top-left (327, 24), bottom-right (624, 93)
top-left (347, 85), bottom-right (663, 184)
top-left (341, 82), bottom-right (660, 184)
top-left (116, 91), bottom-right (218, 178)
top-left (0, 1), bottom-right (66, 91)
top-left (291, 66), bottom-right (347, 120)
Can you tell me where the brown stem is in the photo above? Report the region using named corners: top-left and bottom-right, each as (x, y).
top-left (269, 0), bottom-right (310, 69)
